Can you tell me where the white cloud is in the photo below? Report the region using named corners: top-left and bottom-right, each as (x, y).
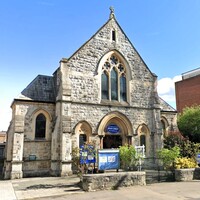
top-left (157, 75), bottom-right (182, 107)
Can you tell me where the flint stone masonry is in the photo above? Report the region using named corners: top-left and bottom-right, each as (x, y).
top-left (81, 171), bottom-right (146, 191)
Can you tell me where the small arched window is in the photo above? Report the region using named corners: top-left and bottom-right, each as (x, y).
top-left (79, 134), bottom-right (87, 148)
top-left (101, 54), bottom-right (127, 102)
top-left (140, 135), bottom-right (146, 149)
top-left (112, 30), bottom-right (116, 41)
top-left (161, 117), bottom-right (169, 137)
top-left (138, 125), bottom-right (149, 154)
top-left (35, 113), bottom-right (46, 139)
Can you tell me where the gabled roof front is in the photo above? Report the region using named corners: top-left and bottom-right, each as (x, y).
top-left (59, 7), bottom-right (157, 78)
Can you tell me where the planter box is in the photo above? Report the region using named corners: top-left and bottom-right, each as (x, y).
top-left (81, 171), bottom-right (146, 191)
top-left (175, 168), bottom-right (195, 181)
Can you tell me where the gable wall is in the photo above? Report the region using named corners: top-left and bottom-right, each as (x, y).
top-left (60, 18), bottom-right (156, 108)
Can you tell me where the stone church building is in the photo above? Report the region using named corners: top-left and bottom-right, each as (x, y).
top-left (4, 9), bottom-right (177, 179)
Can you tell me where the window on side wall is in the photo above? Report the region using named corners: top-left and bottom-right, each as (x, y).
top-left (35, 113), bottom-right (46, 139)
top-left (140, 135), bottom-right (146, 151)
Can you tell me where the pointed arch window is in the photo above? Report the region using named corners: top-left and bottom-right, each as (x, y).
top-left (140, 135), bottom-right (146, 148)
top-left (35, 113), bottom-right (46, 139)
top-left (101, 54), bottom-right (127, 102)
top-left (79, 134), bottom-right (87, 148)
top-left (138, 125), bottom-right (150, 154)
top-left (101, 72), bottom-right (109, 100)
top-left (111, 68), bottom-right (118, 100)
top-left (120, 74), bottom-right (127, 101)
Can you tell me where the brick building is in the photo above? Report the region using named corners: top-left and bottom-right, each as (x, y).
top-left (175, 68), bottom-right (200, 113)
top-left (4, 9), bottom-right (177, 179)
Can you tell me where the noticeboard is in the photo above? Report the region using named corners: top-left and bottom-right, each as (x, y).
top-left (80, 145), bottom-right (96, 164)
top-left (98, 149), bottom-right (120, 170)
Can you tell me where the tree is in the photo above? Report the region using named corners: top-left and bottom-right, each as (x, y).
top-left (177, 106), bottom-right (200, 143)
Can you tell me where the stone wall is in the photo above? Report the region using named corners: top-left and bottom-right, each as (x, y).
top-left (23, 140), bottom-right (51, 177)
top-left (4, 101), bottom-right (55, 179)
top-left (69, 102), bottom-right (157, 157)
top-left (82, 171), bottom-right (146, 191)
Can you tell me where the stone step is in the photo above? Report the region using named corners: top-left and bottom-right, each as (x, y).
top-left (145, 170), bottom-right (174, 184)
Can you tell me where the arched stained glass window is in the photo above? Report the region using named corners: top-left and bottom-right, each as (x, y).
top-left (35, 113), bottom-right (46, 139)
top-left (101, 72), bottom-right (109, 99)
top-left (111, 68), bottom-right (118, 100)
top-left (101, 54), bottom-right (127, 102)
top-left (120, 75), bottom-right (127, 101)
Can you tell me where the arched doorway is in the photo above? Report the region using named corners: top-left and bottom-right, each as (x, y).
top-left (74, 121), bottom-right (92, 147)
top-left (103, 123), bottom-right (122, 148)
top-left (98, 112), bottom-right (133, 149)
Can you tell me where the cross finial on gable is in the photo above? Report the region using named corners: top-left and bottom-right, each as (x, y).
top-left (109, 6), bottom-right (115, 19)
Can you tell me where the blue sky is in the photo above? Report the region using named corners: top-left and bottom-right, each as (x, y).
top-left (1, 0), bottom-right (200, 130)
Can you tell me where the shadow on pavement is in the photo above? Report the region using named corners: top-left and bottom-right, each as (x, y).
top-left (22, 183), bottom-right (81, 190)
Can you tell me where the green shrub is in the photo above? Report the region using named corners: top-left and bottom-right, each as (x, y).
top-left (119, 144), bottom-right (136, 170)
top-left (157, 146), bottom-right (180, 170)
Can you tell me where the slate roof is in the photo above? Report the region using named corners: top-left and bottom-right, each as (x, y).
top-left (159, 97), bottom-right (176, 112)
top-left (16, 75), bottom-right (56, 102)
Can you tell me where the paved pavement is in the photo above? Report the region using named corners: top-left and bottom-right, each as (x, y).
top-left (0, 176), bottom-right (200, 200)
top-left (0, 175), bottom-right (83, 200)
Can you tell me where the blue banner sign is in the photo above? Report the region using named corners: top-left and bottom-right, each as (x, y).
top-left (106, 124), bottom-right (120, 134)
top-left (98, 149), bottom-right (120, 170)
top-left (80, 145), bottom-right (96, 164)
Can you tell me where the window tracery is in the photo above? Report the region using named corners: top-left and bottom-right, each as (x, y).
top-left (101, 54), bottom-right (127, 102)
